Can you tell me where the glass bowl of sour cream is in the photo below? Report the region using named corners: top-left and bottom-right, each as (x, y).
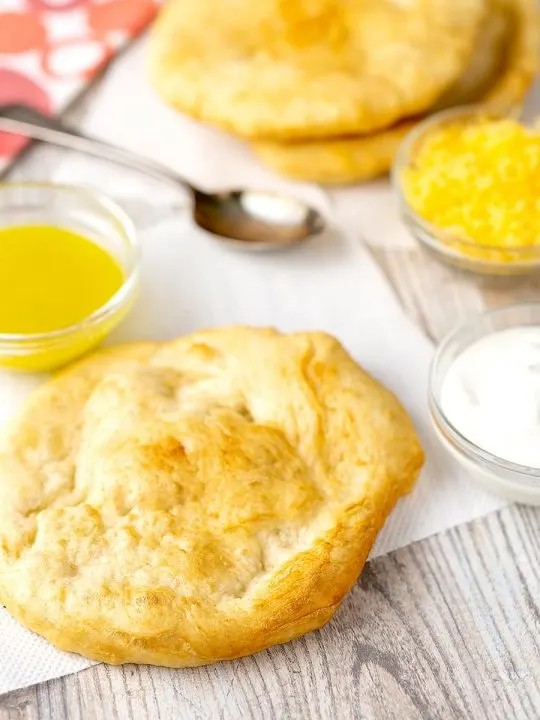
top-left (430, 303), bottom-right (540, 505)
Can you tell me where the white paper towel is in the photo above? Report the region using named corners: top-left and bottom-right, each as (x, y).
top-left (0, 36), bottom-right (509, 695)
top-left (0, 214), bottom-right (508, 694)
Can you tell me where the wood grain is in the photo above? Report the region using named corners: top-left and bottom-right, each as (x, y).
top-left (1, 505), bottom-right (539, 720)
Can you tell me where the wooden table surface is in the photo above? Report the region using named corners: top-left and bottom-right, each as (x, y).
top-left (1, 92), bottom-right (540, 720)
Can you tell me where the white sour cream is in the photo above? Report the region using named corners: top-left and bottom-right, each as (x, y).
top-left (440, 326), bottom-right (540, 468)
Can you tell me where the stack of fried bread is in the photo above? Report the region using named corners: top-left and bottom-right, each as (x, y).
top-left (148, 0), bottom-right (538, 184)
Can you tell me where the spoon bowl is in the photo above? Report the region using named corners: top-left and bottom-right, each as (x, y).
top-left (193, 189), bottom-right (325, 250)
top-left (0, 104), bottom-right (326, 252)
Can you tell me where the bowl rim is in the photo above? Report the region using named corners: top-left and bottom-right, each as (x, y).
top-left (391, 104), bottom-right (540, 261)
top-left (0, 181), bottom-right (140, 349)
top-left (429, 302), bottom-right (540, 481)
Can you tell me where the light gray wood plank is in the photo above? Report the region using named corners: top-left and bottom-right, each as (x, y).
top-left (368, 246), bottom-right (486, 342)
top-left (1, 504), bottom-right (539, 720)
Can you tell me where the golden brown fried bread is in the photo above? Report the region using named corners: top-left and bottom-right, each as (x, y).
top-left (251, 0), bottom-right (539, 184)
top-left (148, 0), bottom-right (487, 140)
top-left (0, 328), bottom-right (423, 667)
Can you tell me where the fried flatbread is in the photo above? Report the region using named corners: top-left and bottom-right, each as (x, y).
top-left (251, 0), bottom-right (538, 184)
top-left (0, 328), bottom-right (423, 666)
top-left (148, 0), bottom-right (487, 140)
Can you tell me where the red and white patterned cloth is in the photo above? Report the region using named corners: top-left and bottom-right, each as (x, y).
top-left (0, 0), bottom-right (160, 169)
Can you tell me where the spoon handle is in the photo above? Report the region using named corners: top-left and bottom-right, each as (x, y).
top-left (0, 104), bottom-right (193, 196)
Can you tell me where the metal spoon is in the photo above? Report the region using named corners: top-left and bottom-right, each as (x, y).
top-left (0, 104), bottom-right (326, 252)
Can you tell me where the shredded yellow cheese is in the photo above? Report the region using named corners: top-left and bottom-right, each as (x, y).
top-left (402, 118), bottom-right (540, 262)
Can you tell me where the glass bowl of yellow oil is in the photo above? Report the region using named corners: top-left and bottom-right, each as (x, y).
top-left (0, 183), bottom-right (139, 372)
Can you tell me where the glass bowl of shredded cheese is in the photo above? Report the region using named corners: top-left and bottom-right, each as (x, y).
top-left (393, 106), bottom-right (540, 275)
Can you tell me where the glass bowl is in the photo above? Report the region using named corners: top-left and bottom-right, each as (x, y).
top-left (0, 183), bottom-right (139, 372)
top-left (430, 303), bottom-right (540, 505)
top-left (392, 106), bottom-right (540, 276)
